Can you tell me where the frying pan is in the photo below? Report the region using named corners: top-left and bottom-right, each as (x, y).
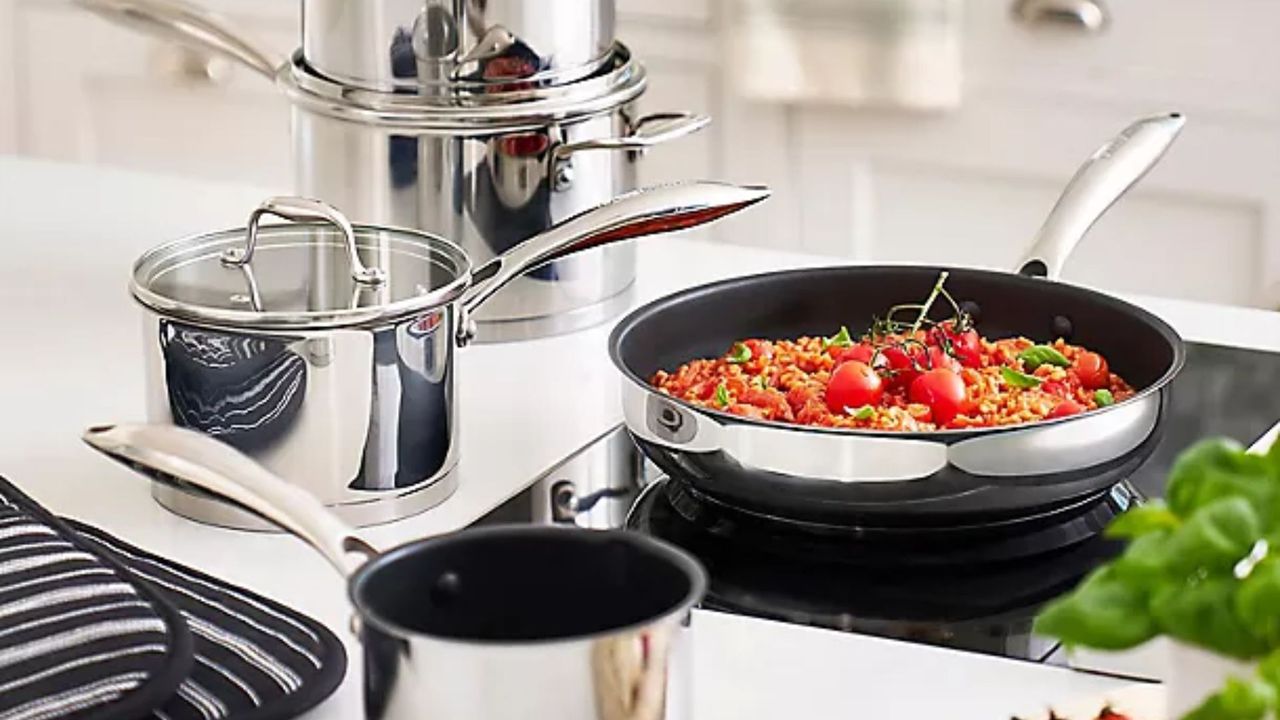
top-left (609, 113), bottom-right (1187, 527)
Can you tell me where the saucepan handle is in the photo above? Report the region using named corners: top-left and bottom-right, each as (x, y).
top-left (82, 424), bottom-right (377, 578)
top-left (457, 181), bottom-right (770, 341)
top-left (1017, 112), bottom-right (1184, 280)
top-left (74, 0), bottom-right (280, 80)
top-left (554, 113), bottom-right (712, 159)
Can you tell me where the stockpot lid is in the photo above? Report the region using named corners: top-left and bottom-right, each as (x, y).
top-left (131, 197), bottom-right (472, 331)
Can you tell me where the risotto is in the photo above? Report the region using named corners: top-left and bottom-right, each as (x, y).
top-left (650, 274), bottom-right (1135, 431)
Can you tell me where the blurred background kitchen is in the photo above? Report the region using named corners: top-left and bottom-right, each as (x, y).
top-left (2, 0), bottom-right (1275, 309)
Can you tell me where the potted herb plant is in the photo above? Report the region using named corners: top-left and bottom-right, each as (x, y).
top-left (1035, 437), bottom-right (1280, 719)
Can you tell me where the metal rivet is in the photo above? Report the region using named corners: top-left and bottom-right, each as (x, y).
top-left (1052, 315), bottom-right (1074, 339)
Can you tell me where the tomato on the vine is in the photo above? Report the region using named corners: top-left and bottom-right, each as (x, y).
top-left (835, 343), bottom-right (875, 365)
top-left (929, 322), bottom-right (983, 368)
top-left (908, 368), bottom-right (966, 425)
top-left (825, 361), bottom-right (884, 413)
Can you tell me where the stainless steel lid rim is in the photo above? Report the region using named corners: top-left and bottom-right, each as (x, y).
top-left (278, 48), bottom-right (647, 130)
top-left (132, 223), bottom-right (474, 331)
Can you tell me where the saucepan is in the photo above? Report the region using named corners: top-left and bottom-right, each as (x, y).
top-left (83, 423), bottom-right (706, 720)
top-left (610, 114), bottom-right (1188, 528)
top-left (130, 182), bottom-right (768, 528)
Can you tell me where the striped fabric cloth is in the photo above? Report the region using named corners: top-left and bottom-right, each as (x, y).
top-left (0, 479), bottom-right (345, 720)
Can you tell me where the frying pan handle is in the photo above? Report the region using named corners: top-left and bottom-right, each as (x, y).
top-left (74, 0), bottom-right (280, 80)
top-left (457, 181), bottom-right (770, 343)
top-left (82, 424), bottom-right (376, 578)
top-left (1017, 112), bottom-right (1185, 280)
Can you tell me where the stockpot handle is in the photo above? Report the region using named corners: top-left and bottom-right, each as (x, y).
top-left (553, 113), bottom-right (712, 159)
top-left (83, 424), bottom-right (377, 578)
top-left (74, 0), bottom-right (280, 80)
top-left (223, 197), bottom-right (387, 286)
top-left (457, 181), bottom-right (770, 335)
top-left (1017, 112), bottom-right (1184, 280)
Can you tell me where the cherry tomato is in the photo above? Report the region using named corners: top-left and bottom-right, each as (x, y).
top-left (929, 323), bottom-right (983, 368)
top-left (825, 361), bottom-right (884, 413)
top-left (1040, 380), bottom-right (1067, 397)
top-left (1049, 399), bottom-right (1085, 418)
top-left (1073, 351), bottom-right (1110, 390)
top-left (881, 346), bottom-right (922, 390)
top-left (927, 346), bottom-right (960, 372)
top-left (908, 369), bottom-right (966, 425)
top-left (835, 343), bottom-right (875, 365)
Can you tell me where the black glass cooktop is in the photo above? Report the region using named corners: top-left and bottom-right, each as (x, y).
top-left (474, 341), bottom-right (1280, 664)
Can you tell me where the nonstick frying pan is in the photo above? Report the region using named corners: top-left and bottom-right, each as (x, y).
top-left (609, 113), bottom-right (1187, 527)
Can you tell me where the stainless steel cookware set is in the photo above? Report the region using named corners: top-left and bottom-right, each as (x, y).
top-left (80, 0), bottom-right (708, 341)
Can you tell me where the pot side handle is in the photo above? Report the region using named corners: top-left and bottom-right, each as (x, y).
top-left (553, 113), bottom-right (712, 159)
top-left (74, 0), bottom-right (280, 80)
top-left (458, 181), bottom-right (770, 335)
top-left (82, 423), bottom-right (377, 578)
top-left (1017, 112), bottom-right (1184, 280)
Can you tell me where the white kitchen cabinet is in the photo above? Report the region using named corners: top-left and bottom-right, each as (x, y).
top-left (11, 0), bottom-right (294, 187)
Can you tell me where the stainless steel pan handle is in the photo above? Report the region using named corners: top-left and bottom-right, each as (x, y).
top-left (1017, 112), bottom-right (1184, 280)
top-left (457, 181), bottom-right (770, 339)
top-left (554, 113), bottom-right (712, 158)
top-left (82, 424), bottom-right (377, 578)
top-left (74, 0), bottom-right (280, 80)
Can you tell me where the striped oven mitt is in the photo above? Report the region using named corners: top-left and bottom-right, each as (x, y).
top-left (0, 478), bottom-right (346, 720)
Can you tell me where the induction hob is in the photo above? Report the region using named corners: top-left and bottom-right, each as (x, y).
top-left (472, 342), bottom-right (1280, 663)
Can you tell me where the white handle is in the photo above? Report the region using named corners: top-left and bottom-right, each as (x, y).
top-left (1018, 112), bottom-right (1184, 279)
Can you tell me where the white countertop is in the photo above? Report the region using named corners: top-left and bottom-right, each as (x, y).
top-left (4, 156), bottom-right (1280, 719)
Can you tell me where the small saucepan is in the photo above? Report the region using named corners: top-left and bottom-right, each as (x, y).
top-left (83, 423), bottom-right (707, 720)
top-left (129, 182), bottom-right (768, 529)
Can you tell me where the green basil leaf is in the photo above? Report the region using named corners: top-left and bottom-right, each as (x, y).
top-left (1094, 389), bottom-right (1116, 407)
top-left (1166, 438), bottom-right (1277, 524)
top-left (1032, 565), bottom-right (1157, 650)
top-left (1183, 676), bottom-right (1275, 720)
top-left (727, 342), bottom-right (752, 364)
top-left (1256, 647), bottom-right (1280, 690)
top-left (1110, 531), bottom-right (1176, 585)
top-left (714, 383), bottom-right (730, 408)
top-left (1266, 434), bottom-right (1280, 483)
top-left (1236, 557), bottom-right (1280, 648)
top-left (1161, 497), bottom-right (1264, 575)
top-left (1000, 366), bottom-right (1043, 389)
top-left (822, 326), bottom-right (854, 349)
top-left (1017, 344), bottom-right (1070, 370)
top-left (846, 405), bottom-right (875, 420)
top-left (1105, 502), bottom-right (1181, 539)
top-left (1151, 575), bottom-right (1268, 659)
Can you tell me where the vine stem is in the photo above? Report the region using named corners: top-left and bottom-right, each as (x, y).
top-left (909, 271), bottom-right (950, 336)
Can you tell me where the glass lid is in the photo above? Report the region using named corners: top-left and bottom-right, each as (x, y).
top-left (131, 198), bottom-right (472, 331)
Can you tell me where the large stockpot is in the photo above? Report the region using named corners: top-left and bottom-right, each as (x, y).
top-left (84, 423), bottom-right (707, 720)
top-left (78, 0), bottom-right (708, 342)
top-left (130, 183), bottom-right (769, 529)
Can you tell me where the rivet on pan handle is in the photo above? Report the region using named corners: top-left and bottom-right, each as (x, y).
top-left (221, 197), bottom-right (387, 286)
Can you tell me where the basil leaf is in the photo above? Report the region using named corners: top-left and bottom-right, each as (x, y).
top-left (1236, 558), bottom-right (1280, 647)
top-left (714, 383), bottom-right (730, 407)
top-left (1183, 677), bottom-right (1275, 720)
top-left (846, 405), bottom-right (875, 420)
top-left (1257, 647), bottom-right (1280, 691)
top-left (1000, 367), bottom-right (1042, 389)
top-left (1017, 344), bottom-right (1070, 370)
top-left (1166, 438), bottom-right (1277, 524)
top-left (1094, 389), bottom-right (1115, 407)
top-left (1161, 497), bottom-right (1264, 575)
top-left (1267, 434), bottom-right (1280, 483)
top-left (1105, 502), bottom-right (1180, 539)
top-left (727, 342), bottom-right (752, 364)
top-left (1110, 531), bottom-right (1176, 585)
top-left (1033, 565), bottom-right (1157, 650)
top-left (1151, 575), bottom-right (1268, 659)
top-left (822, 326), bottom-right (854, 349)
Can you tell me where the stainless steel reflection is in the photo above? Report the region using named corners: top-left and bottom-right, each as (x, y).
top-left (132, 183), bottom-right (770, 528)
top-left (83, 423), bottom-right (705, 720)
top-left (77, 1), bottom-right (707, 342)
top-left (303, 0), bottom-right (616, 93)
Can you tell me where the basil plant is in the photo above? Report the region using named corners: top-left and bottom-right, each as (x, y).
top-left (1035, 438), bottom-right (1280, 719)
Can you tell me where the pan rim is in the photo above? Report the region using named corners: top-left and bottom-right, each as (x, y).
top-left (608, 264), bottom-right (1187, 440)
top-left (346, 524), bottom-right (707, 646)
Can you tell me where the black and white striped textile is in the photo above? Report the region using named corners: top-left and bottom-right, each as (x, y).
top-left (0, 478), bottom-right (345, 720)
